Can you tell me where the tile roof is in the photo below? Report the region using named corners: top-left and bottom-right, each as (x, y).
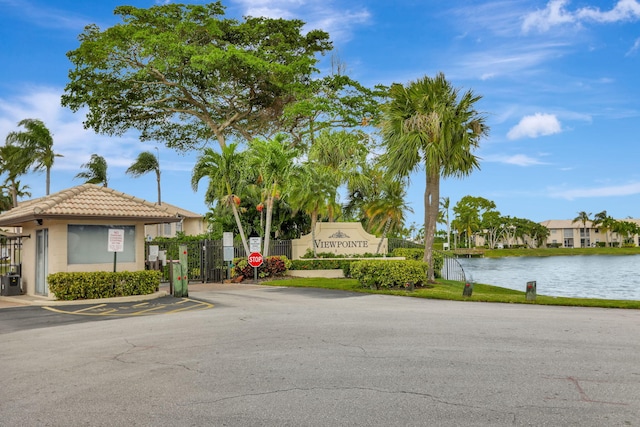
top-left (0, 184), bottom-right (182, 226)
top-left (156, 201), bottom-right (203, 218)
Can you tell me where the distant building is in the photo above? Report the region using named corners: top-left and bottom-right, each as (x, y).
top-left (143, 202), bottom-right (207, 239)
top-left (540, 219), bottom-right (640, 248)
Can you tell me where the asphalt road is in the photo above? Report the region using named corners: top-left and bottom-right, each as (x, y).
top-left (0, 296), bottom-right (213, 334)
top-left (1, 284), bottom-right (639, 426)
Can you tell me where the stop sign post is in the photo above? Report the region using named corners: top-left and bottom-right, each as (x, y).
top-left (248, 252), bottom-right (263, 283)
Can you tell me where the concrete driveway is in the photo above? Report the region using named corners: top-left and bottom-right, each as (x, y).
top-left (1, 283), bottom-right (639, 426)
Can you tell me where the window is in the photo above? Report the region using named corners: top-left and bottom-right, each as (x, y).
top-left (67, 225), bottom-right (136, 264)
top-left (176, 220), bottom-right (183, 233)
top-left (163, 223), bottom-right (172, 236)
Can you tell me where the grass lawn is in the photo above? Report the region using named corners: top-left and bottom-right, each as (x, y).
top-left (264, 277), bottom-right (640, 309)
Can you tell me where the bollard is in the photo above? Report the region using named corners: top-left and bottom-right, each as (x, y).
top-left (462, 280), bottom-right (474, 297)
top-left (171, 262), bottom-right (184, 297)
top-left (178, 244), bottom-right (189, 297)
top-left (526, 281), bottom-right (536, 301)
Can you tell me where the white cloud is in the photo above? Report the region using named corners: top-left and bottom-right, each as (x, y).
top-left (626, 37), bottom-right (640, 56)
top-left (483, 154), bottom-right (547, 166)
top-left (549, 181), bottom-right (640, 200)
top-left (456, 41), bottom-right (568, 80)
top-left (522, 0), bottom-right (576, 33)
top-left (523, 0), bottom-right (640, 32)
top-left (0, 85), bottom-right (141, 172)
top-left (507, 113), bottom-right (562, 140)
top-left (230, 0), bottom-right (371, 42)
top-left (577, 0), bottom-right (640, 23)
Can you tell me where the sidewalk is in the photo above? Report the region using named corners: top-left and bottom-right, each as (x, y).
top-left (0, 281), bottom-right (262, 309)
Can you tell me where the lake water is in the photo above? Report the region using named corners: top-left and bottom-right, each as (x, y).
top-left (457, 255), bottom-right (640, 301)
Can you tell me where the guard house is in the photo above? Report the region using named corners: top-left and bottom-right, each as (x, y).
top-left (0, 184), bottom-right (181, 297)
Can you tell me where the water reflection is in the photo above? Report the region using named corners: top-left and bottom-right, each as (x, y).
top-left (457, 255), bottom-right (640, 300)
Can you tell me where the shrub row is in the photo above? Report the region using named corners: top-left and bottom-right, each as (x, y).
top-left (350, 260), bottom-right (428, 289)
top-left (48, 271), bottom-right (161, 300)
top-left (233, 256), bottom-right (292, 280)
top-left (391, 248), bottom-right (444, 276)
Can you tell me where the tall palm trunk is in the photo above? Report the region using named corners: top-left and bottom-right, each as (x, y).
top-left (46, 168), bottom-right (51, 196)
top-left (376, 217), bottom-right (392, 255)
top-left (423, 170), bottom-right (440, 281)
top-left (263, 183), bottom-right (278, 258)
top-left (311, 209), bottom-right (319, 257)
top-left (231, 202), bottom-right (250, 255)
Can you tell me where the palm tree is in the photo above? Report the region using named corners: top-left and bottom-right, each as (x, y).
top-left (75, 154), bottom-right (108, 187)
top-left (380, 73), bottom-right (488, 280)
top-left (247, 134), bottom-right (300, 257)
top-left (591, 210), bottom-right (617, 247)
top-left (309, 130), bottom-right (369, 222)
top-left (0, 143), bottom-right (32, 207)
top-left (439, 197), bottom-right (451, 250)
top-left (191, 143), bottom-right (250, 255)
top-left (572, 211), bottom-right (591, 248)
top-left (5, 118), bottom-right (62, 195)
top-left (126, 150), bottom-right (161, 205)
top-left (364, 178), bottom-right (413, 254)
top-left (0, 185), bottom-right (13, 212)
top-left (289, 162), bottom-right (336, 257)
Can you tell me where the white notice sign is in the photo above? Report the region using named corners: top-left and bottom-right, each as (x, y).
top-left (249, 237), bottom-right (261, 253)
top-left (108, 229), bottom-right (125, 253)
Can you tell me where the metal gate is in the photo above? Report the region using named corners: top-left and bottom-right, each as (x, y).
top-left (145, 239), bottom-right (292, 283)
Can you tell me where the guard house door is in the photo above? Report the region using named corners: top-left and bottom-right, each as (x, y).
top-left (35, 229), bottom-right (48, 295)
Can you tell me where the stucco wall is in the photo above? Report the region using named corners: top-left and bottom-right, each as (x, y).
top-left (20, 219), bottom-right (148, 297)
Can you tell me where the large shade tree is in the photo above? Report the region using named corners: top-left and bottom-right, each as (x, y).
top-left (5, 119), bottom-right (61, 195)
top-left (61, 2), bottom-right (332, 152)
top-left (380, 73), bottom-right (488, 281)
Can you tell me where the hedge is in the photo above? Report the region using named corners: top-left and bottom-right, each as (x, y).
top-left (48, 270), bottom-right (161, 300)
top-left (391, 248), bottom-right (444, 276)
top-left (350, 260), bottom-right (428, 289)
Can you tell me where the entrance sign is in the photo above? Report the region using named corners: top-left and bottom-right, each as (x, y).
top-left (248, 252), bottom-right (264, 267)
top-left (108, 229), bottom-right (125, 252)
top-left (291, 222), bottom-right (385, 259)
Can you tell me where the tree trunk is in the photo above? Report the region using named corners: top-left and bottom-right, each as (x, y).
top-left (311, 210), bottom-right (318, 257)
top-left (423, 170), bottom-right (440, 282)
top-left (231, 203), bottom-right (250, 255)
top-left (46, 167), bottom-right (51, 196)
top-left (376, 217), bottom-right (392, 255)
top-left (263, 184), bottom-right (277, 258)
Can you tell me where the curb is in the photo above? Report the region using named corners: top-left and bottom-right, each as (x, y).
top-left (0, 290), bottom-right (170, 308)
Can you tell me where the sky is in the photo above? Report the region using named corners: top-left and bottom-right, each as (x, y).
top-left (1, 0), bottom-right (640, 230)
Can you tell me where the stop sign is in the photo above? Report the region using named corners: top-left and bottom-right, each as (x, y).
top-left (248, 252), bottom-right (264, 267)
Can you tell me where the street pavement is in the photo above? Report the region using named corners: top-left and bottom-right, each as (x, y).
top-left (1, 282), bottom-right (639, 426)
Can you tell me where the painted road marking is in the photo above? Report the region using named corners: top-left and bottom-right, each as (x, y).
top-left (73, 304), bottom-right (106, 313)
top-left (42, 298), bottom-right (213, 316)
